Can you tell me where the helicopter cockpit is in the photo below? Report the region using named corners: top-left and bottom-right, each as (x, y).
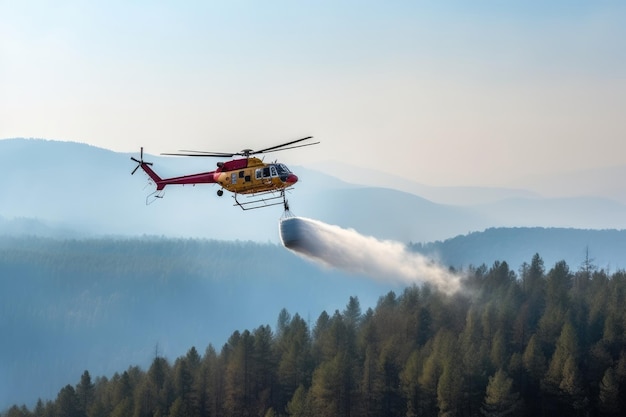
top-left (255, 164), bottom-right (293, 181)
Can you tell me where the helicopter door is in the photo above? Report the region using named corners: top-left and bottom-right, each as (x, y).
top-left (231, 173), bottom-right (237, 184)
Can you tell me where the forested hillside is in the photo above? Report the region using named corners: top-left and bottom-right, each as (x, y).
top-left (412, 227), bottom-right (626, 271)
top-left (4, 254), bottom-right (626, 416)
top-left (0, 236), bottom-right (391, 410)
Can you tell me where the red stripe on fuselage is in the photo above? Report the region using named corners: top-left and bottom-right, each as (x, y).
top-left (158, 171), bottom-right (219, 188)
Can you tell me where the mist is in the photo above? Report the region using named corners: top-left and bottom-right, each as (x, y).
top-left (279, 216), bottom-right (463, 294)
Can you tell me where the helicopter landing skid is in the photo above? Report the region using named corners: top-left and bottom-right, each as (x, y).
top-left (233, 190), bottom-right (289, 211)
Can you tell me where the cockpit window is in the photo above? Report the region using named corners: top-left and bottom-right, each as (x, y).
top-left (275, 164), bottom-right (291, 175)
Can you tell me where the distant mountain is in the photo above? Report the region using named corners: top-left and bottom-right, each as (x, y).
top-left (473, 196), bottom-right (626, 230)
top-left (2, 138), bottom-right (626, 243)
top-left (295, 186), bottom-right (488, 243)
top-left (509, 163), bottom-right (626, 205)
top-left (0, 215), bottom-right (82, 238)
top-left (311, 160), bottom-right (541, 205)
top-left (313, 159), bottom-right (626, 206)
top-left (414, 227), bottom-right (626, 271)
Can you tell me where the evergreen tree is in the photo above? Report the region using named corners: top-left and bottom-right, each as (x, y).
top-left (33, 399), bottom-right (46, 417)
top-left (537, 305), bottom-right (567, 358)
top-left (418, 337), bottom-right (443, 416)
top-left (276, 308), bottom-right (291, 339)
top-left (523, 254), bottom-right (545, 296)
top-left (150, 355), bottom-right (171, 399)
top-left (401, 351), bottom-right (422, 417)
top-left (286, 385), bottom-right (312, 417)
top-left (309, 355), bottom-right (343, 417)
top-left (201, 345), bottom-right (222, 417)
top-left (312, 311), bottom-right (331, 361)
top-left (547, 260), bottom-right (572, 300)
top-left (135, 356), bottom-right (172, 417)
top-left (490, 329), bottom-right (508, 370)
top-left (522, 337), bottom-right (544, 378)
top-left (521, 254), bottom-right (546, 332)
top-left (223, 330), bottom-right (254, 417)
top-left (541, 320), bottom-right (586, 415)
top-left (429, 329), bottom-right (462, 417)
top-left (133, 379), bottom-right (155, 417)
top-left (558, 355), bottom-right (588, 415)
top-left (167, 397), bottom-right (185, 417)
top-left (277, 313), bottom-right (312, 408)
top-left (360, 346), bottom-right (384, 417)
top-left (459, 306), bottom-right (490, 416)
top-left (378, 341), bottom-right (404, 417)
top-left (599, 367), bottom-right (620, 416)
top-left (251, 325), bottom-right (276, 416)
top-left (544, 321), bottom-right (580, 389)
top-left (112, 371), bottom-right (134, 411)
top-left (109, 398), bottom-right (132, 417)
top-left (172, 357), bottom-right (198, 417)
top-left (56, 385), bottom-right (80, 417)
top-left (185, 346), bottom-right (201, 371)
top-left (4, 405), bottom-right (30, 417)
top-left (75, 370), bottom-right (94, 417)
top-left (521, 334), bottom-right (545, 414)
top-left (480, 369), bottom-right (521, 417)
top-left (437, 359), bottom-right (463, 417)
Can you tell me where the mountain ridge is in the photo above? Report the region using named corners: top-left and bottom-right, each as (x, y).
top-left (2, 137), bottom-right (626, 243)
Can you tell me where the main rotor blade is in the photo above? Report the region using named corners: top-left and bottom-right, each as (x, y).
top-left (253, 136), bottom-right (314, 154)
top-left (160, 136), bottom-right (316, 157)
top-left (177, 150), bottom-right (235, 155)
top-left (161, 152), bottom-right (236, 157)
top-left (257, 141), bottom-right (320, 154)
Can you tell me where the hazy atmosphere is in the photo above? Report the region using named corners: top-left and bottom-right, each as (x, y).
top-left (2, 0), bottom-right (626, 187)
top-left (2, 2), bottom-right (626, 416)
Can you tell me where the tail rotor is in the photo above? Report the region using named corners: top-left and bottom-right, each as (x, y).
top-left (131, 147), bottom-right (153, 175)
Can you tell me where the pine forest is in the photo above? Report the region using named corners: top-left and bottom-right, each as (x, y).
top-left (3, 253), bottom-right (626, 417)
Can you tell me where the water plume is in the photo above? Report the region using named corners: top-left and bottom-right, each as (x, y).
top-left (279, 216), bottom-right (462, 294)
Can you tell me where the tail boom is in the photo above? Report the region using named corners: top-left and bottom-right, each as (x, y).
top-left (152, 171), bottom-right (218, 190)
top-left (131, 147), bottom-right (217, 192)
top-left (138, 163), bottom-right (166, 190)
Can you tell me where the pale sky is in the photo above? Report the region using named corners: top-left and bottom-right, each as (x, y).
top-left (2, 0), bottom-right (625, 186)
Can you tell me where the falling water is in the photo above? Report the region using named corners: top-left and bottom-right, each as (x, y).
top-left (279, 216), bottom-right (462, 294)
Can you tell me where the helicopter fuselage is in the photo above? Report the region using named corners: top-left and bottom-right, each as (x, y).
top-left (214, 157), bottom-right (299, 194)
top-left (138, 156), bottom-right (298, 195)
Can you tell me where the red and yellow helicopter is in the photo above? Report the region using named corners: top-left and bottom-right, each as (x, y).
top-left (131, 136), bottom-right (319, 210)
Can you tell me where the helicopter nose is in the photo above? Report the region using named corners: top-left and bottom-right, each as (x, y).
top-left (286, 174), bottom-right (298, 184)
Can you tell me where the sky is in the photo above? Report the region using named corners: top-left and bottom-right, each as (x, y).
top-left (1, 0), bottom-right (625, 186)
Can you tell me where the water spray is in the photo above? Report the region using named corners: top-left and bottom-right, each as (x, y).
top-left (279, 216), bottom-right (462, 294)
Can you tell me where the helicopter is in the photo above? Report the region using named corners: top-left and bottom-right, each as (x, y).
top-left (131, 136), bottom-right (319, 210)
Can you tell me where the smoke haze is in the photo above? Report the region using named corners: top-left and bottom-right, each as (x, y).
top-left (279, 216), bottom-right (463, 294)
